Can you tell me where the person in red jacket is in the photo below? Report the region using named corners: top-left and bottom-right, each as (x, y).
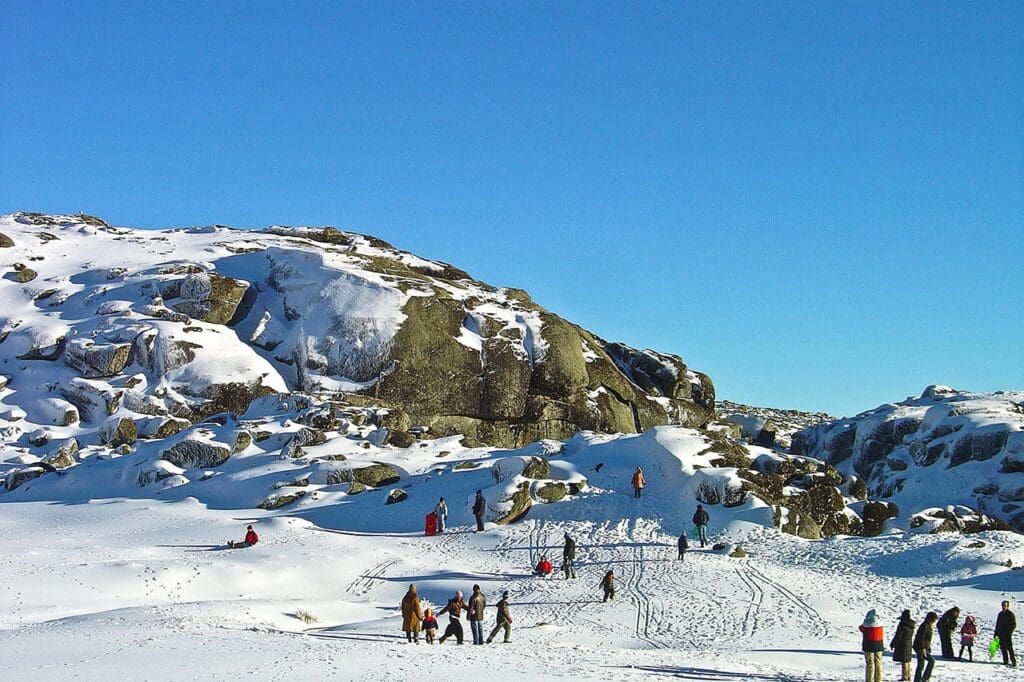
top-left (859, 609), bottom-right (884, 682)
top-left (533, 556), bottom-right (553, 576)
top-left (229, 525), bottom-right (259, 548)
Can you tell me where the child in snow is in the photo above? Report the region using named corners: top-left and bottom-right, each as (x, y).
top-left (534, 556), bottom-right (553, 577)
top-left (600, 570), bottom-right (615, 602)
top-left (959, 614), bottom-right (978, 661)
top-left (677, 530), bottom-right (688, 561)
top-left (631, 467), bottom-right (645, 498)
top-left (423, 608), bottom-right (438, 644)
top-left (228, 525), bottom-right (259, 548)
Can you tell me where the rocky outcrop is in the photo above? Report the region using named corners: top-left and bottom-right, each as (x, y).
top-left (791, 387), bottom-right (1024, 531)
top-left (65, 339), bottom-right (131, 378)
top-left (160, 438), bottom-right (231, 469)
top-left (171, 273), bottom-right (252, 325)
top-left (45, 438), bottom-right (79, 470)
top-left (100, 417), bottom-right (137, 447)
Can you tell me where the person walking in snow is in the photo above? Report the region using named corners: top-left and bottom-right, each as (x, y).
top-left (677, 529), bottom-right (689, 561)
top-left (692, 505), bottom-right (710, 548)
top-left (890, 609), bottom-right (915, 682)
top-left (562, 533), bottom-right (577, 579)
top-left (435, 497), bottom-right (448, 533)
top-left (422, 608), bottom-right (438, 644)
top-left (959, 614), bottom-right (978, 661)
top-left (995, 600), bottom-right (1018, 666)
top-left (859, 609), bottom-right (884, 682)
top-left (486, 590), bottom-right (512, 644)
top-left (631, 467), bottom-right (646, 498)
top-left (913, 611), bottom-right (937, 682)
top-left (437, 590), bottom-right (467, 644)
top-left (599, 570), bottom-right (615, 603)
top-left (467, 584), bottom-right (487, 645)
top-left (936, 606), bottom-right (960, 659)
top-left (228, 525), bottom-right (259, 548)
top-left (472, 490), bottom-right (486, 532)
top-left (400, 584), bottom-right (423, 644)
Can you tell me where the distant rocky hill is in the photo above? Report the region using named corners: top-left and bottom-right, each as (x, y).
top-left (715, 400), bottom-right (833, 449)
top-left (0, 212), bottom-right (714, 457)
top-left (791, 386), bottom-right (1024, 531)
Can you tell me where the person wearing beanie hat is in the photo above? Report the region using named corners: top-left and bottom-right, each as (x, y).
top-left (890, 609), bottom-right (916, 681)
top-left (859, 609), bottom-right (884, 682)
top-left (486, 590), bottom-right (512, 644)
top-left (437, 590), bottom-right (466, 644)
top-left (422, 607), bottom-right (439, 644)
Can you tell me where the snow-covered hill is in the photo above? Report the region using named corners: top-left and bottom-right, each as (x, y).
top-left (792, 386), bottom-right (1024, 531)
top-left (0, 211), bottom-right (714, 461)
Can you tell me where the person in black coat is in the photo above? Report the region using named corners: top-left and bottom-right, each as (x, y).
top-left (472, 490), bottom-right (486, 532)
top-left (935, 606), bottom-right (960, 659)
top-left (890, 609), bottom-right (915, 682)
top-left (913, 612), bottom-right (937, 682)
top-left (677, 529), bottom-right (689, 560)
top-left (996, 600), bottom-right (1018, 666)
top-left (562, 533), bottom-right (577, 579)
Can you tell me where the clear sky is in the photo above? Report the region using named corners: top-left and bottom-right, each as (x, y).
top-left (2, 2), bottom-right (1021, 417)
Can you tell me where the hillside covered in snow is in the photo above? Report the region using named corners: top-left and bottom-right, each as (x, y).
top-left (792, 386), bottom-right (1024, 532)
top-left (0, 211), bottom-right (713, 457)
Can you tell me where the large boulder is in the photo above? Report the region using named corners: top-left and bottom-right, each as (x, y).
top-left (172, 272), bottom-right (252, 325)
top-left (100, 417), bottom-right (137, 447)
top-left (161, 438), bottom-right (231, 469)
top-left (45, 438), bottom-right (79, 470)
top-left (64, 339), bottom-right (131, 378)
top-left (494, 482), bottom-right (532, 525)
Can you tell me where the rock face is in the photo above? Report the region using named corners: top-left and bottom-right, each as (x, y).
top-left (0, 212), bottom-right (714, 450)
top-left (791, 387), bottom-right (1024, 531)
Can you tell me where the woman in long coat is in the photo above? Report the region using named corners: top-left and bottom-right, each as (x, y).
top-left (890, 609), bottom-right (916, 682)
top-left (401, 584), bottom-right (423, 643)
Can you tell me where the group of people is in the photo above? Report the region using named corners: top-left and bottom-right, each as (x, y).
top-left (401, 584), bottom-right (512, 645)
top-left (430, 491), bottom-right (487, 535)
top-left (860, 601), bottom-right (1018, 682)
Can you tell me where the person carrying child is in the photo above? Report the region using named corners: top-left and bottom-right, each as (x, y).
top-left (959, 614), bottom-right (978, 661)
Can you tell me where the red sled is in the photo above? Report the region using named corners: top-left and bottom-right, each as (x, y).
top-left (424, 512), bottom-right (438, 536)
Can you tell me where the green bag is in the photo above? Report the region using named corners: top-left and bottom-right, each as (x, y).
top-left (989, 636), bottom-right (1001, 659)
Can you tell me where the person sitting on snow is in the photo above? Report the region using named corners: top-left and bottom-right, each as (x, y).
top-left (534, 555), bottom-right (553, 576)
top-left (229, 525), bottom-right (259, 548)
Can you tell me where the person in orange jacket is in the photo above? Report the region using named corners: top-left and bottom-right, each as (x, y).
top-left (631, 467), bottom-right (646, 498)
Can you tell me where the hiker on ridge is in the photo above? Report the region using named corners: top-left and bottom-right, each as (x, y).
top-left (400, 584), bottom-right (422, 644)
top-left (692, 504), bottom-right (710, 548)
top-left (472, 490), bottom-right (486, 532)
top-left (467, 584), bottom-right (487, 645)
top-left (562, 533), bottom-right (577, 579)
top-left (936, 606), bottom-right (960, 659)
top-left (859, 609), bottom-right (884, 682)
top-left (890, 609), bottom-right (915, 682)
top-left (631, 467), bottom-right (645, 498)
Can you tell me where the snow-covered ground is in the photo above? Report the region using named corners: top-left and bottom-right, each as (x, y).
top-left (3, 474), bottom-right (1024, 680)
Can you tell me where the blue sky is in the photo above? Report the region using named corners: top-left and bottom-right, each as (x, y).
top-left (2, 2), bottom-right (1021, 417)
